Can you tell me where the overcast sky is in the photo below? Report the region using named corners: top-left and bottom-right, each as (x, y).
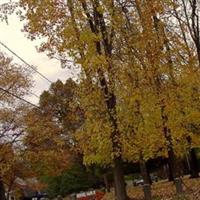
top-left (0, 3), bottom-right (76, 105)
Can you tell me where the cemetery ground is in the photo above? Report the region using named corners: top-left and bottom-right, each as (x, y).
top-left (101, 176), bottom-right (200, 200)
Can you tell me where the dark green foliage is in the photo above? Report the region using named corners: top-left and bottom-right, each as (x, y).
top-left (41, 164), bottom-right (101, 198)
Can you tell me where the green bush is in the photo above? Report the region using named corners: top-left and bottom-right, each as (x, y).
top-left (41, 164), bottom-right (101, 198)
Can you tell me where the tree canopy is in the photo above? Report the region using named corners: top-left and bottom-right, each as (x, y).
top-left (1, 1), bottom-right (200, 199)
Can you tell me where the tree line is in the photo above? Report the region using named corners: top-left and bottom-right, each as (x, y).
top-left (0, 1), bottom-right (200, 200)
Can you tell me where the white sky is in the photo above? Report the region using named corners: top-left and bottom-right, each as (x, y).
top-left (0, 4), bottom-right (76, 105)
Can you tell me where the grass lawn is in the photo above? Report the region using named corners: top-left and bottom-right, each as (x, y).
top-left (102, 176), bottom-right (200, 200)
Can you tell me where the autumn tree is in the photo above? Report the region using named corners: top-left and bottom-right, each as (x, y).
top-left (0, 52), bottom-right (32, 200)
top-left (22, 79), bottom-right (82, 177)
top-left (0, 52), bottom-right (31, 104)
top-left (13, 1), bottom-right (132, 199)
top-left (171, 0), bottom-right (200, 66)
top-left (166, 0), bottom-right (200, 178)
top-left (39, 79), bottom-right (83, 147)
top-left (3, 1), bottom-right (200, 199)
top-left (23, 108), bottom-right (71, 177)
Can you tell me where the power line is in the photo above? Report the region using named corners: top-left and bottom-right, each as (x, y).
top-left (0, 89), bottom-right (40, 104)
top-left (0, 87), bottom-right (41, 110)
top-left (0, 41), bottom-right (53, 84)
top-left (28, 91), bottom-right (40, 99)
top-left (0, 62), bottom-right (40, 100)
top-left (0, 82), bottom-right (16, 99)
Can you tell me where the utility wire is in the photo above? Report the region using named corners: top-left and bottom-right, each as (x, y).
top-left (0, 86), bottom-right (41, 110)
top-left (0, 41), bottom-right (53, 84)
top-left (0, 63), bottom-right (40, 100)
top-left (28, 91), bottom-right (40, 99)
top-left (0, 88), bottom-right (40, 103)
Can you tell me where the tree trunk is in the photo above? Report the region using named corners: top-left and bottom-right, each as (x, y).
top-left (6, 179), bottom-right (15, 200)
top-left (140, 160), bottom-right (152, 200)
top-left (113, 158), bottom-right (128, 200)
top-left (143, 184), bottom-right (152, 200)
top-left (167, 157), bottom-right (175, 182)
top-left (167, 148), bottom-right (179, 181)
top-left (103, 174), bottom-right (110, 192)
top-left (139, 160), bottom-right (151, 185)
top-left (189, 148), bottom-right (199, 178)
top-left (6, 192), bottom-right (9, 200)
top-left (162, 123), bottom-right (179, 182)
top-left (146, 164), bottom-right (152, 185)
top-left (167, 149), bottom-right (183, 193)
top-left (0, 178), bottom-right (6, 200)
top-left (80, 2), bottom-right (127, 200)
top-left (197, 48), bottom-right (200, 68)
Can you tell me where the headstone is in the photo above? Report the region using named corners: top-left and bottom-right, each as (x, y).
top-left (174, 178), bottom-right (183, 195)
